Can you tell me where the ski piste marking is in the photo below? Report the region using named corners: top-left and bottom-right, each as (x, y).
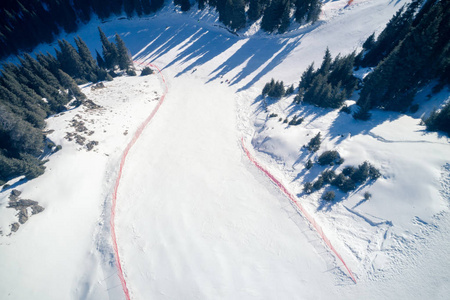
top-left (110, 60), bottom-right (168, 300)
top-left (241, 137), bottom-right (357, 284)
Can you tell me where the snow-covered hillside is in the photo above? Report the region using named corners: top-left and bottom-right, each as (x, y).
top-left (1, 0), bottom-right (449, 299)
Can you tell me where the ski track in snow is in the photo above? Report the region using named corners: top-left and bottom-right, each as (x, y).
top-left (110, 60), bottom-right (168, 300)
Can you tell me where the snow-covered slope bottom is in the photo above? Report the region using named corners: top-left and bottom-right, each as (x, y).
top-left (1, 0), bottom-right (449, 299)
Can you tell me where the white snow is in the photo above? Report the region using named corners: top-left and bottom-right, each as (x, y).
top-left (1, 0), bottom-right (449, 299)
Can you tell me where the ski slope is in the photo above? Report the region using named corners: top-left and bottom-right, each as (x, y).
top-left (1, 0), bottom-right (449, 299)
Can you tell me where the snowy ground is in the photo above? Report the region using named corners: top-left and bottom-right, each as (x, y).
top-left (1, 0), bottom-right (450, 299)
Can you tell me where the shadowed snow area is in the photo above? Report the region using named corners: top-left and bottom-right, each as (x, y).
top-left (1, 0), bottom-right (449, 299)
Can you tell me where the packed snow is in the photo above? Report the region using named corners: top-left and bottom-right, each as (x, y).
top-left (1, 0), bottom-right (449, 299)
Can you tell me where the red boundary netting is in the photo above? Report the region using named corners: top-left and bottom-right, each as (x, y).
top-left (110, 60), bottom-right (168, 300)
top-left (241, 138), bottom-right (357, 284)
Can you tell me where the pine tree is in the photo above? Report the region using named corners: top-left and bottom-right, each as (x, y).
top-left (96, 50), bottom-right (106, 69)
top-left (248, 0), bottom-right (266, 21)
top-left (299, 63), bottom-right (316, 89)
top-left (74, 36), bottom-right (98, 77)
top-left (279, 0), bottom-right (291, 33)
top-left (142, 0), bottom-right (152, 14)
top-left (99, 27), bottom-right (118, 69)
top-left (230, 0), bottom-right (246, 30)
top-left (56, 39), bottom-right (84, 79)
top-left (362, 33), bottom-right (376, 51)
top-left (319, 47), bottom-right (332, 75)
top-left (124, 0), bottom-right (136, 18)
top-left (181, 0), bottom-right (191, 11)
top-left (115, 34), bottom-right (133, 70)
top-left (58, 70), bottom-right (86, 101)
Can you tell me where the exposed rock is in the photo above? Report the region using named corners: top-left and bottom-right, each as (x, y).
top-left (86, 141), bottom-right (99, 151)
top-left (83, 99), bottom-right (102, 109)
top-left (11, 223), bottom-right (20, 232)
top-left (31, 205), bottom-right (45, 215)
top-left (9, 189), bottom-right (22, 202)
top-left (18, 208), bottom-right (28, 224)
top-left (75, 135), bottom-right (86, 145)
top-left (90, 82), bottom-right (105, 91)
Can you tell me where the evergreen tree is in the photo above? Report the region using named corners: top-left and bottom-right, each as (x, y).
top-left (124, 0), bottom-right (136, 18)
top-left (248, 0), bottom-right (266, 21)
top-left (230, 0), bottom-right (246, 30)
top-left (142, 0), bottom-right (152, 14)
top-left (115, 34), bottom-right (133, 70)
top-left (261, 0), bottom-right (286, 32)
top-left (181, 0), bottom-right (191, 11)
top-left (199, 0), bottom-right (206, 10)
top-left (99, 27), bottom-right (119, 69)
top-left (299, 63), bottom-right (316, 89)
top-left (279, 0), bottom-right (291, 33)
top-left (362, 33), bottom-right (376, 51)
top-left (56, 39), bottom-right (84, 79)
top-left (319, 47), bottom-right (332, 75)
top-left (75, 36), bottom-right (98, 77)
top-left (96, 50), bottom-right (106, 69)
top-left (58, 70), bottom-right (86, 101)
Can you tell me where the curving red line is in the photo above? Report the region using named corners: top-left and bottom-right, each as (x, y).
top-left (241, 138), bottom-right (357, 284)
top-left (110, 60), bottom-right (168, 300)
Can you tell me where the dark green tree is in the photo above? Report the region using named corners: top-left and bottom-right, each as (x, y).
top-left (99, 27), bottom-right (118, 69)
top-left (115, 34), bottom-right (133, 70)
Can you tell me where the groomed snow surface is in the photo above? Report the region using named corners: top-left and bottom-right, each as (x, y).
top-left (1, 0), bottom-right (450, 299)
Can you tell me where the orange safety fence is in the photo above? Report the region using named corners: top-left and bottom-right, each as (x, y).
top-left (241, 138), bottom-right (357, 283)
top-left (110, 60), bottom-right (168, 300)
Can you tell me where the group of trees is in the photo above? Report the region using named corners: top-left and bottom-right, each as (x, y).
top-left (258, 0), bottom-right (448, 135)
top-left (0, 0), bottom-right (165, 59)
top-left (294, 48), bottom-right (358, 109)
top-left (355, 0), bottom-right (449, 127)
top-left (304, 160), bottom-right (381, 194)
top-left (1, 0), bottom-right (323, 59)
top-left (193, 0), bottom-right (321, 32)
top-left (0, 27), bottom-right (133, 184)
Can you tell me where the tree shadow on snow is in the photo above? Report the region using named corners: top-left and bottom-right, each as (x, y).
top-left (133, 22), bottom-right (303, 90)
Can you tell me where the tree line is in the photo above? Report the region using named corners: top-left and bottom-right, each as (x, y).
top-left (1, 0), bottom-right (322, 59)
top-left (0, 28), bottom-right (133, 185)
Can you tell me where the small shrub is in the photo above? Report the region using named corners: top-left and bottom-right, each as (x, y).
top-left (303, 182), bottom-right (313, 194)
top-left (351, 161), bottom-right (380, 182)
top-left (340, 105), bottom-right (351, 114)
top-left (54, 145), bottom-right (62, 152)
top-left (318, 150), bottom-right (341, 166)
top-left (269, 113), bottom-right (278, 118)
top-left (305, 159), bottom-right (313, 170)
top-left (322, 191), bottom-right (335, 201)
top-left (423, 103), bottom-right (450, 135)
top-left (321, 169), bottom-right (336, 183)
top-left (288, 115), bottom-right (303, 126)
top-left (293, 94), bottom-right (302, 104)
top-left (353, 108), bottom-right (371, 121)
top-left (286, 84), bottom-right (294, 94)
top-left (262, 78), bottom-right (285, 98)
top-left (306, 132), bottom-right (321, 152)
top-left (126, 69), bottom-right (137, 76)
top-left (342, 166), bottom-right (357, 176)
top-left (313, 176), bottom-right (324, 190)
top-left (140, 66), bottom-right (154, 76)
top-left (364, 191), bottom-right (372, 200)
top-left (108, 70), bottom-right (118, 78)
top-left (331, 173), bottom-right (356, 192)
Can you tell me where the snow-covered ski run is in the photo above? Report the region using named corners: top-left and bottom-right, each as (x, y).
top-left (0, 1), bottom-right (449, 299)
